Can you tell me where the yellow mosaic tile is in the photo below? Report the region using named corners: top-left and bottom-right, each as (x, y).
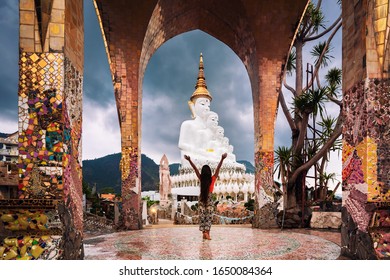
top-left (30, 53), bottom-right (39, 62)
top-left (38, 59), bottom-right (48, 68)
top-left (47, 53), bottom-right (56, 61)
top-left (50, 23), bottom-right (64, 37)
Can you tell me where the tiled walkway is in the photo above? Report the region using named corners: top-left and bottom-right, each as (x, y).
top-left (84, 224), bottom-right (341, 260)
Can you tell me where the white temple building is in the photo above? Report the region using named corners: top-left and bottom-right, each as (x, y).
top-left (168, 54), bottom-right (255, 203)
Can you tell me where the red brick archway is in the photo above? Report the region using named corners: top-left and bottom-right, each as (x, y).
top-left (94, 0), bottom-right (308, 229)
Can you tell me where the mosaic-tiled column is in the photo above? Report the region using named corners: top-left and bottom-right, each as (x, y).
top-left (119, 145), bottom-right (141, 230)
top-left (0, 0), bottom-right (84, 260)
top-left (341, 0), bottom-right (390, 259)
top-left (252, 58), bottom-right (281, 229)
top-left (93, 0), bottom-right (144, 230)
top-left (252, 150), bottom-right (279, 228)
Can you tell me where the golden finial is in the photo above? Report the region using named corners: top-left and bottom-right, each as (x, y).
top-left (190, 53), bottom-right (212, 102)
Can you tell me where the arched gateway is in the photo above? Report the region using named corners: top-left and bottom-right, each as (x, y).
top-left (0, 0), bottom-right (389, 260)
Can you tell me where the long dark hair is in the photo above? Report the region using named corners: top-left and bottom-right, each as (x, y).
top-left (200, 165), bottom-right (212, 204)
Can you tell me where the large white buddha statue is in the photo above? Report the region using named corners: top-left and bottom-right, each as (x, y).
top-left (172, 53), bottom-right (253, 203)
top-left (178, 53), bottom-right (243, 169)
top-left (178, 53), bottom-right (212, 165)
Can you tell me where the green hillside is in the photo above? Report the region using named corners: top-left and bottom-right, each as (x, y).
top-left (83, 153), bottom-right (160, 194)
top-left (237, 160), bottom-right (255, 174)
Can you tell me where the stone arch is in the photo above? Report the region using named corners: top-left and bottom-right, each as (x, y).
top-left (93, 0), bottom-right (308, 229)
top-left (139, 0), bottom-right (258, 90)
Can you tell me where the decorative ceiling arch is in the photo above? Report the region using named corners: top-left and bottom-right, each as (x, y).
top-left (139, 0), bottom-right (258, 87)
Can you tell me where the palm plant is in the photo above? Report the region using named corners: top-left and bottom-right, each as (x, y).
top-left (276, 0), bottom-right (343, 212)
top-left (274, 146), bottom-right (293, 184)
top-left (311, 41), bottom-right (334, 68)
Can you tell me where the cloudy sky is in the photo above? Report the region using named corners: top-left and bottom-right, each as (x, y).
top-left (0, 1), bottom-right (342, 188)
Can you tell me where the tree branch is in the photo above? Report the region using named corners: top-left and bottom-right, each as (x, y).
top-left (283, 77), bottom-right (296, 96)
top-left (327, 94), bottom-right (342, 107)
top-left (293, 112), bottom-right (310, 154)
top-left (278, 87), bottom-right (296, 132)
top-left (289, 110), bottom-right (343, 184)
top-left (316, 0), bottom-right (323, 9)
top-left (304, 15), bottom-right (341, 42)
top-left (315, 72), bottom-right (322, 89)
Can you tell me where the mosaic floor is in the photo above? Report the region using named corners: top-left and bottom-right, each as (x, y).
top-left (84, 226), bottom-right (341, 260)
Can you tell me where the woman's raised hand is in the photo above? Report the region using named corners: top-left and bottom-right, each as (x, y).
top-left (221, 153), bottom-right (227, 159)
top-left (184, 155), bottom-right (190, 161)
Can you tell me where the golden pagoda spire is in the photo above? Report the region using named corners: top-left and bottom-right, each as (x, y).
top-left (190, 53), bottom-right (212, 102)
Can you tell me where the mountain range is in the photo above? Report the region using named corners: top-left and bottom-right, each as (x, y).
top-left (82, 153), bottom-right (255, 194)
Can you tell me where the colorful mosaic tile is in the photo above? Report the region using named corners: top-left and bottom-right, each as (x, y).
top-left (7, 50), bottom-right (84, 258)
top-left (253, 151), bottom-right (278, 228)
top-left (119, 147), bottom-right (140, 229)
top-left (18, 52), bottom-right (65, 200)
top-left (0, 210), bottom-right (61, 232)
top-left (0, 235), bottom-right (62, 260)
top-left (370, 230), bottom-right (390, 258)
top-left (343, 78), bottom-right (390, 204)
top-left (254, 151), bottom-right (274, 197)
top-left (63, 58), bottom-right (83, 232)
top-left (342, 78), bottom-right (390, 258)
top-left (371, 210), bottom-right (390, 228)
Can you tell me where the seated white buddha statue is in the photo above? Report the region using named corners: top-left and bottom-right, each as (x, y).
top-left (204, 126), bottom-right (225, 161)
top-left (201, 111), bottom-right (219, 155)
top-left (221, 137), bottom-right (229, 154)
top-left (227, 144), bottom-right (236, 162)
top-left (178, 96), bottom-right (210, 165)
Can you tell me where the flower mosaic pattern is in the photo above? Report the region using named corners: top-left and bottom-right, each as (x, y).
top-left (254, 151), bottom-right (274, 199)
top-left (253, 151), bottom-right (278, 227)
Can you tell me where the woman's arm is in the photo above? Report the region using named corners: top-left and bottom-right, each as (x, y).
top-left (213, 153), bottom-right (227, 178)
top-left (184, 155), bottom-right (200, 179)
